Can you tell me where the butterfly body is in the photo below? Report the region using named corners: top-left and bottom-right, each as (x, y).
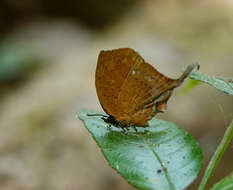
top-left (95, 48), bottom-right (199, 127)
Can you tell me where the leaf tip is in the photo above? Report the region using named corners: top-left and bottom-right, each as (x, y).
top-left (76, 108), bottom-right (89, 120)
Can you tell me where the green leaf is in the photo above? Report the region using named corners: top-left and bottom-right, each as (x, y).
top-left (188, 70), bottom-right (233, 96)
top-left (77, 109), bottom-right (203, 190)
top-left (178, 79), bottom-right (202, 94)
top-left (210, 172), bottom-right (233, 190)
top-left (198, 120), bottom-right (233, 190)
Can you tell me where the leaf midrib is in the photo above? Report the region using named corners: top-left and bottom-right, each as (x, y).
top-left (143, 138), bottom-right (175, 190)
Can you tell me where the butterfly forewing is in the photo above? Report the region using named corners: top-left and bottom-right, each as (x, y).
top-left (95, 48), bottom-right (142, 118)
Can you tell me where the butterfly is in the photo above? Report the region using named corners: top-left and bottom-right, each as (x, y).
top-left (89, 48), bottom-right (199, 129)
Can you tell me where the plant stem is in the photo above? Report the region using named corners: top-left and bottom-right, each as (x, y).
top-left (198, 119), bottom-right (233, 190)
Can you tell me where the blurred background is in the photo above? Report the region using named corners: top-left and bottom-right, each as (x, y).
top-left (0, 0), bottom-right (233, 189)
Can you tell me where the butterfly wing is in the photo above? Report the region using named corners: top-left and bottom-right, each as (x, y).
top-left (117, 61), bottom-right (178, 125)
top-left (95, 48), bottom-right (142, 118)
top-left (96, 48), bottom-right (197, 126)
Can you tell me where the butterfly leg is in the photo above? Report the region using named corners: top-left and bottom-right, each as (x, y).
top-left (120, 126), bottom-right (127, 134)
top-left (118, 123), bottom-right (131, 134)
top-left (126, 126), bottom-right (131, 131)
top-left (133, 126), bottom-right (138, 132)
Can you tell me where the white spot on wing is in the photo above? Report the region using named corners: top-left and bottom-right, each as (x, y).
top-left (132, 69), bottom-right (136, 75)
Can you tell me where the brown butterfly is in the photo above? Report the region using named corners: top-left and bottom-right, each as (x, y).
top-left (90, 48), bottom-right (199, 129)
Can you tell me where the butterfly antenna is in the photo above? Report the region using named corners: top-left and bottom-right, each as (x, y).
top-left (87, 114), bottom-right (108, 118)
top-left (177, 63), bottom-right (200, 85)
